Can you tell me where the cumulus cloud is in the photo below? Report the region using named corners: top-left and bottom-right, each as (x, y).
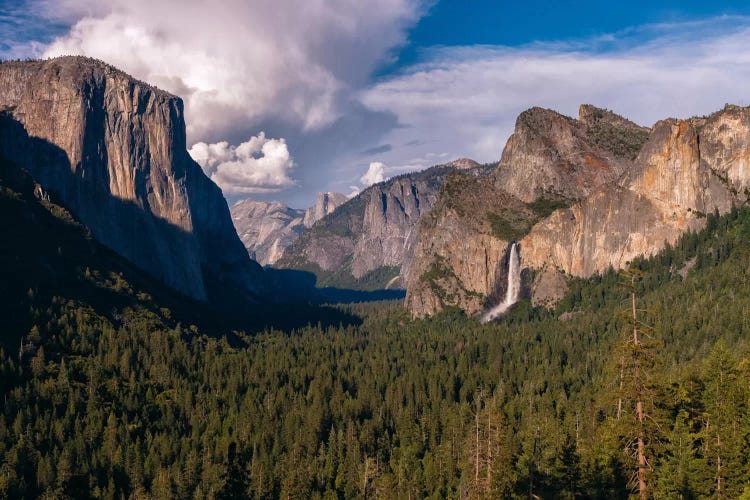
top-left (189, 133), bottom-right (294, 194)
top-left (360, 162), bottom-right (387, 186)
top-left (40, 0), bottom-right (423, 142)
top-left (360, 19), bottom-right (750, 170)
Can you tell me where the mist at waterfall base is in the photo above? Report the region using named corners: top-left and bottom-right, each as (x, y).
top-left (482, 243), bottom-right (521, 323)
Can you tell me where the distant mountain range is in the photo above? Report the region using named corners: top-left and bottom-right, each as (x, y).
top-left (230, 192), bottom-right (348, 266)
top-left (4, 56), bottom-right (750, 322)
top-left (275, 158), bottom-right (492, 290)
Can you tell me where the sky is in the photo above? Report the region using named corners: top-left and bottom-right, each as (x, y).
top-left (4, 1), bottom-right (750, 208)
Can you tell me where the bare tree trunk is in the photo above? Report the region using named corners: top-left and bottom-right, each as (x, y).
top-left (486, 409), bottom-right (492, 495)
top-left (529, 430), bottom-right (537, 500)
top-left (362, 454), bottom-right (369, 500)
top-left (636, 400), bottom-right (646, 500)
top-left (631, 280), bottom-right (639, 348)
top-left (631, 281), bottom-right (647, 500)
top-left (475, 406), bottom-right (480, 488)
top-left (617, 355), bottom-right (624, 420)
top-left (717, 433), bottom-right (722, 499)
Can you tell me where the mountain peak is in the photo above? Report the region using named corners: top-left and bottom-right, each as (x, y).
top-left (230, 199), bottom-right (305, 266)
top-left (446, 158), bottom-right (480, 170)
top-left (303, 191), bottom-right (348, 228)
top-left (0, 56), bottom-right (178, 101)
top-left (495, 105), bottom-right (640, 204)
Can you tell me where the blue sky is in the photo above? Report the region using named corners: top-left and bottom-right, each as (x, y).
top-left (4, 1), bottom-right (750, 207)
top-left (405, 0), bottom-right (750, 52)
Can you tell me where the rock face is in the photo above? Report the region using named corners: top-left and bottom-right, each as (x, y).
top-left (0, 56), bottom-right (264, 301)
top-left (279, 161), bottom-right (491, 288)
top-left (494, 106), bottom-right (648, 203)
top-left (406, 105), bottom-right (649, 317)
top-left (521, 106), bottom-right (750, 276)
top-left (230, 191), bottom-right (346, 266)
top-left (530, 266), bottom-right (569, 308)
top-left (405, 174), bottom-right (528, 316)
top-left (445, 158), bottom-right (481, 170)
top-left (303, 191), bottom-right (348, 228)
top-left (230, 199), bottom-right (305, 266)
top-left (407, 103), bottom-right (750, 318)
top-left (350, 177), bottom-right (431, 279)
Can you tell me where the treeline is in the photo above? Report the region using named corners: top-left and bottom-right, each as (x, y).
top-left (1, 209), bottom-right (750, 498)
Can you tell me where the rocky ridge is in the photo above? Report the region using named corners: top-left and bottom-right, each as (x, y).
top-left (230, 191), bottom-right (347, 266)
top-left (494, 105), bottom-right (648, 203)
top-left (230, 199), bottom-right (305, 266)
top-left (408, 103), bottom-right (750, 318)
top-left (278, 161), bottom-right (493, 289)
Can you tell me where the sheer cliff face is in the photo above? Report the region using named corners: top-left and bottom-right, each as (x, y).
top-left (303, 192), bottom-right (347, 228)
top-left (230, 200), bottom-right (305, 266)
top-left (350, 177), bottom-right (432, 279)
top-left (405, 174), bottom-right (527, 317)
top-left (229, 192), bottom-right (346, 267)
top-left (521, 106), bottom-right (750, 276)
top-left (278, 162), bottom-right (489, 287)
top-left (0, 57), bottom-right (264, 301)
top-left (407, 104), bottom-right (750, 318)
top-left (700, 106), bottom-right (750, 191)
top-left (406, 106), bottom-right (649, 317)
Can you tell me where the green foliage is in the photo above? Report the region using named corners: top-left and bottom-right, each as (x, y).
top-left (419, 255), bottom-right (481, 308)
top-left (487, 197), bottom-right (569, 242)
top-left (486, 209), bottom-right (534, 241)
top-left (527, 196), bottom-right (569, 219)
top-left (584, 108), bottom-right (650, 160)
top-left (314, 260), bottom-right (401, 291)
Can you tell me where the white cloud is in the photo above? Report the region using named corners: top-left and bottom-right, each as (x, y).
top-left (189, 133), bottom-right (294, 194)
top-left (41, 0), bottom-right (424, 142)
top-left (360, 20), bottom-right (750, 170)
top-left (360, 162), bottom-right (387, 186)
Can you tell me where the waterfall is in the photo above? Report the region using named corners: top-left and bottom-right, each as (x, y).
top-left (482, 242), bottom-right (521, 323)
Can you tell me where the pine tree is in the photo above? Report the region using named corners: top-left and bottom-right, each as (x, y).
top-left (700, 342), bottom-right (749, 498)
top-left (611, 269), bottom-right (662, 499)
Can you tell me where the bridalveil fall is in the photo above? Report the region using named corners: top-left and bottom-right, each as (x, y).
top-left (482, 242), bottom-right (520, 322)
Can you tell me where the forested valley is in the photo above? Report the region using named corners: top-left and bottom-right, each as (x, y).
top-left (2, 160), bottom-right (750, 498)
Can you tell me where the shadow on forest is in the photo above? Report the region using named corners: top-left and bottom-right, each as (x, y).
top-left (266, 268), bottom-right (405, 304)
top-left (224, 269), bottom-right (405, 337)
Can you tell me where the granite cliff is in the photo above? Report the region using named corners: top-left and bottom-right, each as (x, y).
top-left (408, 104), bottom-right (750, 318)
top-left (230, 199), bottom-right (305, 266)
top-left (278, 160), bottom-right (492, 289)
top-left (406, 105), bottom-right (650, 317)
top-left (0, 56), bottom-right (264, 302)
top-left (303, 191), bottom-right (348, 228)
top-left (494, 105), bottom-right (646, 203)
top-left (521, 105), bottom-right (750, 277)
top-left (230, 191), bottom-right (346, 266)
